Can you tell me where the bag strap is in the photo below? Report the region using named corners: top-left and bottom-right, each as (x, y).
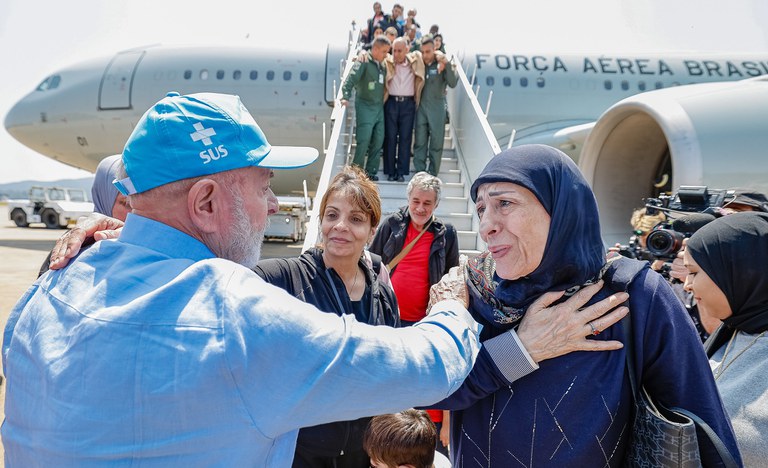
top-left (670, 406), bottom-right (740, 468)
top-left (620, 284), bottom-right (738, 468)
top-left (386, 216), bottom-right (434, 271)
top-left (368, 251), bottom-right (383, 276)
top-left (621, 312), bottom-right (640, 401)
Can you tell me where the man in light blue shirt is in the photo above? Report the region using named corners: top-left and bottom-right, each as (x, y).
top-left (2, 92), bottom-right (627, 467)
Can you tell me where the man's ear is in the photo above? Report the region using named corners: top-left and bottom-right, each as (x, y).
top-left (187, 178), bottom-right (226, 234)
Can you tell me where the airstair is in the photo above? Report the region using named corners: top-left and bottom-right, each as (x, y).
top-left (303, 37), bottom-right (501, 259)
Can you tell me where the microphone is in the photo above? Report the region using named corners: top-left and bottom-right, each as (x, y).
top-left (671, 213), bottom-right (716, 234)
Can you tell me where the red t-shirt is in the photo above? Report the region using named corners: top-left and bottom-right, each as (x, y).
top-left (427, 409), bottom-right (444, 423)
top-left (390, 224), bottom-right (434, 322)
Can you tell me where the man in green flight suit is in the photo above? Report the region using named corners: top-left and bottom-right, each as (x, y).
top-left (341, 35), bottom-right (391, 181)
top-left (413, 36), bottom-right (458, 176)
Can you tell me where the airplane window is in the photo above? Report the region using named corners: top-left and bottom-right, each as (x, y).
top-left (604, 80), bottom-right (613, 90)
top-left (486, 76), bottom-right (495, 86)
top-left (36, 77), bottom-right (50, 91)
top-left (49, 75), bottom-right (61, 89)
top-left (503, 77), bottom-right (511, 87)
top-left (519, 77), bottom-right (528, 87)
top-left (638, 81), bottom-right (646, 91)
top-left (621, 80), bottom-right (629, 91)
top-left (184, 70), bottom-right (192, 80)
top-left (536, 77), bottom-right (545, 88)
top-left (233, 70), bottom-right (242, 80)
top-left (250, 70), bottom-right (258, 80)
top-left (284, 71), bottom-right (292, 81)
top-left (267, 71), bottom-right (275, 81)
top-left (200, 69), bottom-right (209, 80)
top-left (300, 71), bottom-right (309, 81)
top-left (655, 81), bottom-right (664, 89)
top-left (216, 70), bottom-right (225, 80)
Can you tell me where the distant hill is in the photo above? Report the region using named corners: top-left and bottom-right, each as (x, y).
top-left (0, 178), bottom-right (94, 200)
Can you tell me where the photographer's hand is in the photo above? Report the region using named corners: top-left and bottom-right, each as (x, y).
top-left (668, 239), bottom-right (689, 282)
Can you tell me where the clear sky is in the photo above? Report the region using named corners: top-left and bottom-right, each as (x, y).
top-left (1, 0), bottom-right (766, 184)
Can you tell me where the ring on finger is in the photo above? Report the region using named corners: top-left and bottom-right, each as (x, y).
top-left (589, 321), bottom-right (601, 336)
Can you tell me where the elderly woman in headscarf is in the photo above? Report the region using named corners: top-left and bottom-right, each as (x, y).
top-left (39, 155), bottom-right (128, 277)
top-left (434, 145), bottom-right (740, 466)
top-left (90, 154), bottom-right (130, 220)
top-left (684, 212), bottom-right (768, 467)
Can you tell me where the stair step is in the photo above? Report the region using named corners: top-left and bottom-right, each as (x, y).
top-left (457, 230), bottom-right (478, 251)
top-left (380, 196), bottom-right (468, 216)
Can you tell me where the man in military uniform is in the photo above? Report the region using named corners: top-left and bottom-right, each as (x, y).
top-left (413, 37), bottom-right (458, 176)
top-left (341, 35), bottom-right (391, 180)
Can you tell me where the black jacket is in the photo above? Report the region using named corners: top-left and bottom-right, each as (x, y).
top-left (369, 207), bottom-right (460, 287)
top-left (253, 248), bottom-right (399, 460)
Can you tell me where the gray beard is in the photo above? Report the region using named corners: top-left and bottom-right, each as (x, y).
top-left (221, 195), bottom-right (268, 270)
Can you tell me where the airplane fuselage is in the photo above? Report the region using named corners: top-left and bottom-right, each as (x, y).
top-left (6, 44), bottom-right (346, 195)
top-left (6, 43), bottom-right (767, 193)
top-left (463, 52), bottom-right (768, 152)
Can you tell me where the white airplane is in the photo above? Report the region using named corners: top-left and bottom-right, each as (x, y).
top-left (4, 43), bottom-right (348, 196)
top-left (5, 38), bottom-right (768, 234)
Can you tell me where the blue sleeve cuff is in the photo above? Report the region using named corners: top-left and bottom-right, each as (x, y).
top-left (482, 329), bottom-right (538, 384)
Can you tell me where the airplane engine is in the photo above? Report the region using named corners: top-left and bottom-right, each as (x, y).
top-left (579, 76), bottom-right (768, 244)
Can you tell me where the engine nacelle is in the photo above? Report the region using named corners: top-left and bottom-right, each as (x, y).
top-left (579, 76), bottom-right (768, 244)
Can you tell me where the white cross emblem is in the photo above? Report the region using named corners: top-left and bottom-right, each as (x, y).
top-left (190, 122), bottom-right (216, 146)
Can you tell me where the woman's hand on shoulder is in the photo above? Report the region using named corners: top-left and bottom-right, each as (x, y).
top-left (517, 281), bottom-right (629, 363)
top-left (428, 255), bottom-right (469, 309)
top-left (49, 213), bottom-right (124, 270)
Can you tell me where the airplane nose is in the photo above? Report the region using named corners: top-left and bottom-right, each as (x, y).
top-left (5, 98), bottom-right (33, 132)
top-left (4, 94), bottom-right (43, 147)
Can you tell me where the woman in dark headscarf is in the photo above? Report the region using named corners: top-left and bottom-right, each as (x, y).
top-left (91, 154), bottom-right (130, 219)
top-left (435, 145), bottom-right (740, 466)
top-left (685, 212), bottom-right (768, 467)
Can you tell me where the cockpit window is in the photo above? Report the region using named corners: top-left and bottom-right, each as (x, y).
top-left (36, 74), bottom-right (62, 91)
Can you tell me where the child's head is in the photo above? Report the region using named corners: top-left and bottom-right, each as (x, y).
top-left (364, 409), bottom-right (437, 468)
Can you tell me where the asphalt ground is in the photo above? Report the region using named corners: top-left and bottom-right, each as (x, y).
top-left (0, 203), bottom-right (304, 462)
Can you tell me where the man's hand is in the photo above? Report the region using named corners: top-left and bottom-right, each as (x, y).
top-left (49, 213), bottom-right (124, 270)
top-left (517, 281), bottom-right (629, 363)
top-left (428, 255), bottom-right (469, 309)
top-left (340, 99), bottom-right (349, 107)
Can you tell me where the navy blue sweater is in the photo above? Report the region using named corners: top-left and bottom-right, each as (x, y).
top-left (437, 259), bottom-right (742, 467)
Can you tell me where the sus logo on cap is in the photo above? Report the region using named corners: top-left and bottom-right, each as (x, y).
top-left (114, 92), bottom-right (318, 195)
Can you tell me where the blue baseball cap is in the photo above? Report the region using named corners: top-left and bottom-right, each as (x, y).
top-left (114, 92), bottom-right (319, 195)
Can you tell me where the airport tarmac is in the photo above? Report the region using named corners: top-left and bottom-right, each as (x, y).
top-left (0, 203), bottom-right (304, 462)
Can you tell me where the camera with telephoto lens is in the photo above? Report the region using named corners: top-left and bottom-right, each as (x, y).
top-left (643, 186), bottom-right (726, 260)
top-left (616, 235), bottom-right (654, 261)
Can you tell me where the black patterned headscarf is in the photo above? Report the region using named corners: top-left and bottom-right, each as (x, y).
top-left (687, 212), bottom-right (768, 353)
top-left (467, 145), bottom-right (606, 331)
